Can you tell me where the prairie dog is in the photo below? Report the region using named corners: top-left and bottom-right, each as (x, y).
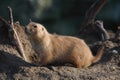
top-left (25, 22), bottom-right (104, 68)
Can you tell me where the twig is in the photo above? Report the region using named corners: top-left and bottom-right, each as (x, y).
top-left (29, 19), bottom-right (32, 22)
top-left (80, 0), bottom-right (107, 32)
top-left (0, 16), bottom-right (9, 26)
top-left (8, 6), bottom-right (14, 26)
top-left (7, 6), bottom-right (27, 61)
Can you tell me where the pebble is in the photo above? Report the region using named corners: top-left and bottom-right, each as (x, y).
top-left (112, 50), bottom-right (118, 54)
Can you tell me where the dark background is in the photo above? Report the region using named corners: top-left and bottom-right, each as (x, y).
top-left (0, 0), bottom-right (120, 35)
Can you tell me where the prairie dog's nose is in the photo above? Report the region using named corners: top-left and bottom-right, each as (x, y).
top-left (25, 26), bottom-right (27, 32)
top-left (25, 26), bottom-right (30, 35)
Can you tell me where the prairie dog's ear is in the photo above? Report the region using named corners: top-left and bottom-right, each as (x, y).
top-left (42, 27), bottom-right (44, 31)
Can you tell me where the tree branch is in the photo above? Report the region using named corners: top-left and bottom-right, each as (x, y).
top-left (7, 6), bottom-right (26, 61)
top-left (80, 0), bottom-right (108, 32)
top-left (0, 16), bottom-right (9, 26)
top-left (8, 6), bottom-right (14, 26)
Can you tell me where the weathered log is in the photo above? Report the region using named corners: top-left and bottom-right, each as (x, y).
top-left (94, 20), bottom-right (110, 41)
top-left (80, 0), bottom-right (107, 32)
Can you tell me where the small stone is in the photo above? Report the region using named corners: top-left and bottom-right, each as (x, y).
top-left (112, 67), bottom-right (116, 70)
top-left (112, 50), bottom-right (118, 54)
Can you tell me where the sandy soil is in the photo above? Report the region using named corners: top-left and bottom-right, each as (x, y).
top-left (0, 22), bottom-right (119, 80)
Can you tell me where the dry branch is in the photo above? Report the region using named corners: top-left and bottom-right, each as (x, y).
top-left (8, 6), bottom-right (14, 26)
top-left (80, 0), bottom-right (108, 32)
top-left (7, 6), bottom-right (26, 61)
top-left (0, 16), bottom-right (9, 26)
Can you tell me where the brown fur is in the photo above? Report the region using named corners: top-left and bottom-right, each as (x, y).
top-left (25, 22), bottom-right (104, 68)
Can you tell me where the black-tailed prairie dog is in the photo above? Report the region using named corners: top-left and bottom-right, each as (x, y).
top-left (25, 22), bottom-right (104, 68)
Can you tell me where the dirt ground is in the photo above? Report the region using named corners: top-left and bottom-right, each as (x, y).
top-left (0, 22), bottom-right (120, 80)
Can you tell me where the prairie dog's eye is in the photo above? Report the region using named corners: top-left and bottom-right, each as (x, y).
top-left (33, 25), bottom-right (37, 28)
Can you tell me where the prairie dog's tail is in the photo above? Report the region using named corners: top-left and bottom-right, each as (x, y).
top-left (92, 44), bottom-right (105, 63)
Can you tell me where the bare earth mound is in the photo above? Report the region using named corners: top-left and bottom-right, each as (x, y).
top-left (0, 22), bottom-right (120, 80)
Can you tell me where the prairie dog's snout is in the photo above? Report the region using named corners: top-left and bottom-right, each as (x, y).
top-left (25, 27), bottom-right (29, 35)
top-left (25, 22), bottom-right (38, 35)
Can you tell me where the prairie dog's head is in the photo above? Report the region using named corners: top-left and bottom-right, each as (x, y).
top-left (25, 22), bottom-right (47, 39)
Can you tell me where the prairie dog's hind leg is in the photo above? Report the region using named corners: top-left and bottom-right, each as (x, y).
top-left (68, 54), bottom-right (83, 68)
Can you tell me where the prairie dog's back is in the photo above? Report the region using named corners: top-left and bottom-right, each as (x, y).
top-left (49, 35), bottom-right (93, 63)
